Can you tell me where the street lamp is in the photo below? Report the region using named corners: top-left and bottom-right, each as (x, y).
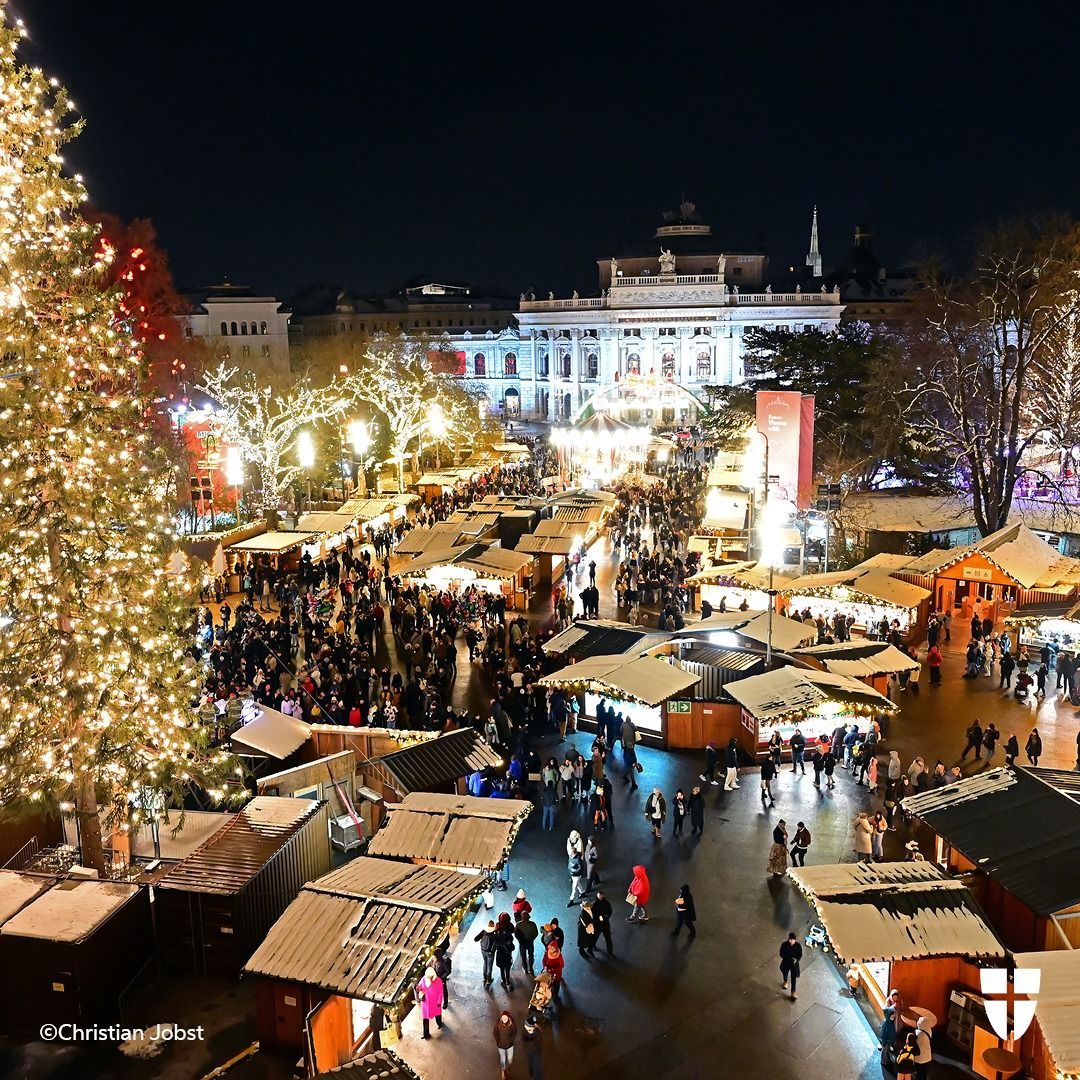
top-left (348, 420), bottom-right (372, 497)
top-left (297, 431), bottom-right (315, 514)
top-left (427, 403), bottom-right (447, 469)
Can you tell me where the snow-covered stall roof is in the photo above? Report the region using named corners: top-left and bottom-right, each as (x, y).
top-left (788, 861), bottom-right (1005, 964)
top-left (0, 870), bottom-right (53, 926)
top-left (675, 610), bottom-right (818, 651)
top-left (538, 654), bottom-right (701, 706)
top-left (1, 879), bottom-right (139, 943)
top-left (231, 704), bottom-right (312, 759)
top-left (723, 665), bottom-right (898, 723)
top-left (792, 640), bottom-right (921, 677)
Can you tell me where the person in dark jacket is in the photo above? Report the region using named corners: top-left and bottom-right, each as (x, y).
top-left (522, 1010), bottom-right (544, 1080)
top-left (760, 758), bottom-right (776, 804)
top-left (779, 931), bottom-right (803, 1000)
top-left (493, 915), bottom-right (516, 990)
top-left (1004, 732), bottom-right (1020, 766)
top-left (474, 919), bottom-right (497, 988)
top-left (789, 728), bottom-right (807, 774)
top-left (591, 890), bottom-right (614, 956)
top-left (723, 738), bottom-right (740, 790)
top-left (515, 912), bottom-right (539, 975)
top-left (960, 718), bottom-right (984, 761)
top-left (700, 742), bottom-right (719, 785)
top-left (433, 943), bottom-right (452, 1007)
top-left (688, 785), bottom-right (706, 836)
top-left (671, 883), bottom-right (697, 940)
top-left (577, 899), bottom-right (598, 958)
top-left (540, 917), bottom-right (564, 951)
top-left (494, 1011), bottom-right (517, 1079)
top-left (1026, 727), bottom-right (1043, 765)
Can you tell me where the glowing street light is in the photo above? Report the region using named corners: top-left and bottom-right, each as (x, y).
top-left (297, 431), bottom-right (316, 468)
top-left (348, 420), bottom-right (371, 455)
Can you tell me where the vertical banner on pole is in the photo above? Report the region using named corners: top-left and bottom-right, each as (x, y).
top-left (798, 394), bottom-right (816, 510)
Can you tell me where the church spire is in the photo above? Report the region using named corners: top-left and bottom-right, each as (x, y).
top-left (806, 205), bottom-right (822, 278)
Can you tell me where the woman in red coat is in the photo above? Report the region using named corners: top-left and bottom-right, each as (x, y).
top-left (626, 864), bottom-right (651, 922)
top-left (541, 940), bottom-right (565, 998)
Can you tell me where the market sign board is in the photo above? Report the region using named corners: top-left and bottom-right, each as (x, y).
top-left (962, 566), bottom-right (994, 581)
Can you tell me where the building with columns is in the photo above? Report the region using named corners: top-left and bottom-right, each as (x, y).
top-left (456, 205), bottom-right (844, 425)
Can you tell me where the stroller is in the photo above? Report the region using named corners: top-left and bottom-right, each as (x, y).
top-left (804, 924), bottom-right (829, 952)
top-left (529, 970), bottom-right (558, 1021)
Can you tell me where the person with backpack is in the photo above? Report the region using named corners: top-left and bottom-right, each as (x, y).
top-left (790, 821), bottom-right (811, 866)
top-left (893, 1031), bottom-right (919, 1078)
top-left (913, 1015), bottom-right (933, 1079)
top-left (474, 919), bottom-right (498, 988)
top-left (982, 722), bottom-right (1000, 763)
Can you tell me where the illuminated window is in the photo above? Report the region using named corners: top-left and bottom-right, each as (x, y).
top-left (505, 352), bottom-right (517, 376)
top-left (626, 352), bottom-right (641, 375)
top-left (661, 351), bottom-right (676, 379)
top-left (537, 351), bottom-right (549, 377)
top-left (474, 352), bottom-right (486, 376)
top-left (505, 388), bottom-right (520, 417)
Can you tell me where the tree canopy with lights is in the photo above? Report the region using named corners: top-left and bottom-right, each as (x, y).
top-left (0, 10), bottom-right (235, 871)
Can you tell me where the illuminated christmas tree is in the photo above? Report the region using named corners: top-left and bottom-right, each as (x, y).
top-left (0, 9), bottom-right (235, 871)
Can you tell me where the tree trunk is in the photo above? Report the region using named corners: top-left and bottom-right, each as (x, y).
top-left (74, 774), bottom-right (107, 874)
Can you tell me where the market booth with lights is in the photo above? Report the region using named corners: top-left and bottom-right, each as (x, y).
top-left (777, 565), bottom-right (932, 640)
top-left (723, 664), bottom-right (898, 759)
top-left (789, 640), bottom-right (922, 696)
top-left (787, 861), bottom-right (1008, 1071)
top-left (537, 653), bottom-right (702, 746)
top-left (686, 559), bottom-right (795, 613)
top-left (1012, 949), bottom-right (1080, 1080)
top-left (394, 543), bottom-right (534, 610)
top-left (550, 411), bottom-right (652, 486)
top-left (244, 856), bottom-right (488, 1075)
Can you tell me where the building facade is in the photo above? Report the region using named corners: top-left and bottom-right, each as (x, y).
top-left (457, 208), bottom-right (844, 424)
top-left (179, 283), bottom-right (293, 383)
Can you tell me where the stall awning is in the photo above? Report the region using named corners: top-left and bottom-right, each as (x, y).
top-left (542, 620), bottom-right (664, 659)
top-left (226, 530), bottom-right (320, 554)
top-left (538, 654), bottom-right (701, 706)
top-left (307, 857), bottom-right (487, 914)
top-left (231, 705), bottom-right (312, 759)
top-left (685, 560), bottom-right (794, 591)
top-left (298, 511), bottom-right (358, 534)
top-left (373, 729), bottom-right (502, 796)
top-left (779, 566), bottom-right (930, 608)
top-left (517, 533), bottom-right (576, 556)
top-left (314, 1049), bottom-right (421, 1080)
top-left (788, 861), bottom-right (1005, 964)
top-left (723, 665), bottom-right (898, 723)
top-left (702, 490), bottom-right (750, 531)
top-left (791, 641), bottom-right (921, 677)
top-left (1013, 950), bottom-right (1080, 1079)
top-left (675, 610), bottom-right (818, 651)
top-left (460, 547), bottom-right (533, 578)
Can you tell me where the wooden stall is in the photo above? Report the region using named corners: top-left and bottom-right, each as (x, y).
top-left (0, 877), bottom-right (153, 1033)
top-left (368, 728), bottom-right (502, 802)
top-left (245, 859), bottom-right (488, 1073)
top-left (788, 861), bottom-right (1005, 1055)
top-left (157, 796), bottom-right (331, 976)
top-left (902, 766), bottom-right (1080, 953)
top-left (790, 640), bottom-right (922, 696)
top-left (1013, 949), bottom-right (1080, 1080)
top-left (723, 664), bottom-right (899, 759)
top-left (313, 1048), bottom-right (420, 1080)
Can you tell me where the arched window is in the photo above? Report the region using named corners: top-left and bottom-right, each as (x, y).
top-left (260, 321), bottom-right (268, 334)
top-left (696, 349), bottom-right (712, 379)
top-left (562, 392), bottom-right (572, 418)
top-left (504, 351), bottom-right (517, 376)
top-left (219, 321), bottom-right (228, 336)
top-left (626, 352), bottom-right (640, 376)
top-left (230, 321), bottom-right (238, 335)
top-left (661, 350), bottom-right (676, 379)
top-left (474, 352), bottom-right (486, 376)
top-left (504, 387), bottom-right (521, 418)
top-left (586, 352), bottom-right (599, 379)
top-left (240, 322), bottom-right (248, 335)
top-left (537, 350), bottom-right (549, 377)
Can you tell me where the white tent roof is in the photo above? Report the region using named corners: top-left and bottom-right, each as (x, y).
top-left (723, 665), bottom-right (898, 723)
top-left (1014, 950), bottom-right (1080, 1077)
top-left (793, 640), bottom-right (921, 676)
top-left (226, 531), bottom-right (320, 553)
top-left (539, 654), bottom-right (701, 706)
top-left (685, 560), bottom-right (794, 590)
top-left (779, 564), bottom-right (930, 609)
top-left (789, 862), bottom-right (1005, 964)
top-left (703, 490), bottom-right (750, 531)
top-left (675, 610), bottom-right (818, 651)
top-left (231, 705), bottom-right (312, 759)
top-left (297, 511), bottom-right (358, 534)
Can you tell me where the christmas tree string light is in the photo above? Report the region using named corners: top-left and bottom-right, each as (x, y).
top-left (0, 6), bottom-right (237, 872)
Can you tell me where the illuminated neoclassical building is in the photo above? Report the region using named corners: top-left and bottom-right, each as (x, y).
top-left (467, 204), bottom-right (845, 424)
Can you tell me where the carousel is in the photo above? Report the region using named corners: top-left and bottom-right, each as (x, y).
top-left (549, 412), bottom-right (652, 487)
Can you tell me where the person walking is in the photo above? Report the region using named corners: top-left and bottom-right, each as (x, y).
top-left (671, 788), bottom-right (687, 835)
top-left (494, 1011), bottom-right (517, 1079)
top-left (541, 780), bottom-right (557, 831)
top-left (567, 847), bottom-right (586, 906)
top-left (926, 643), bottom-right (942, 684)
top-left (960, 718), bottom-right (984, 761)
top-left (494, 916), bottom-right (516, 990)
top-left (700, 741), bottom-right (719, 785)
top-left (671, 884), bottom-right (697, 940)
top-left (760, 757), bottom-right (777, 805)
top-left (982, 722), bottom-right (1000, 763)
top-left (767, 820), bottom-right (789, 877)
top-left (723, 738), bottom-right (740, 790)
top-left (592, 889), bottom-right (615, 956)
top-left (853, 812), bottom-right (874, 863)
top-left (644, 787), bottom-right (666, 839)
top-left (779, 932), bottom-right (803, 1000)
top-left (823, 747), bottom-right (837, 789)
top-left (790, 821), bottom-right (811, 867)
top-left (688, 785), bottom-right (705, 836)
top-left (1026, 727), bottom-right (1043, 765)
top-left (475, 919), bottom-right (497, 988)
top-left (583, 835), bottom-right (600, 892)
top-left (415, 966), bottom-right (445, 1039)
top-left (789, 728), bottom-right (807, 774)
top-left (522, 1011), bottom-right (544, 1080)
top-left (1004, 732), bottom-right (1020, 766)
top-left (626, 864), bottom-right (651, 922)
top-left (515, 911), bottom-right (538, 975)
top-left (577, 899), bottom-right (598, 958)
top-left (541, 941), bottom-right (565, 1000)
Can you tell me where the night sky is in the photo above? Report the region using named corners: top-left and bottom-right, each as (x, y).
top-left (17, 3), bottom-right (1080, 300)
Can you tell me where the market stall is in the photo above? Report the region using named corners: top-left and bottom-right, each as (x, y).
top-left (538, 653), bottom-right (701, 744)
top-left (674, 610), bottom-right (818, 652)
top-left (787, 861), bottom-right (1005, 1033)
top-left (395, 544), bottom-right (533, 609)
top-left (1012, 949), bottom-right (1080, 1080)
top-left (722, 664), bottom-right (898, 758)
top-left (245, 857), bottom-right (487, 1071)
top-left (790, 640), bottom-right (921, 695)
top-left (1004, 598), bottom-right (1080, 652)
top-left (778, 567), bottom-right (931, 639)
top-left (224, 529), bottom-right (323, 577)
top-left (685, 560), bottom-right (794, 613)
